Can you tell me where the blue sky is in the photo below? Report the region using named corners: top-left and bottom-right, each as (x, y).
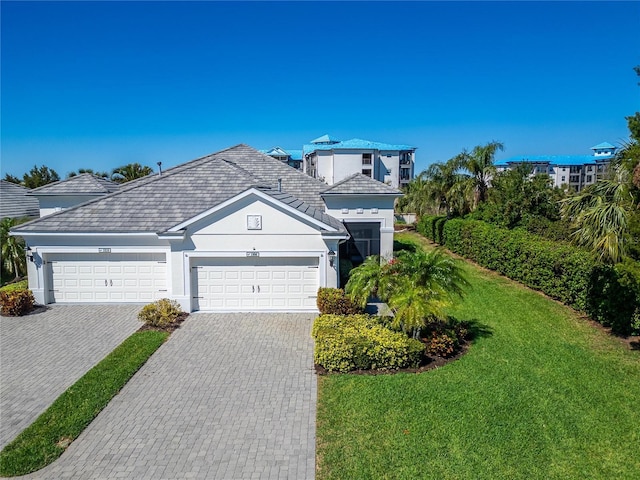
top-left (2, 1), bottom-right (639, 179)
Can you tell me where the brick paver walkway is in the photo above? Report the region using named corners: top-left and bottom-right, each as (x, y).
top-left (19, 313), bottom-right (317, 479)
top-left (0, 305), bottom-right (142, 449)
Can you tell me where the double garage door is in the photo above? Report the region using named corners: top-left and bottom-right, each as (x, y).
top-left (192, 257), bottom-right (319, 311)
top-left (47, 253), bottom-right (167, 303)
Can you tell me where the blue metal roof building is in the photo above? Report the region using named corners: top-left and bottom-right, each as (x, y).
top-left (495, 142), bottom-right (616, 192)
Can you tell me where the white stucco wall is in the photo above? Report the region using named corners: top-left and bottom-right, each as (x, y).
top-left (21, 193), bottom-right (342, 311)
top-left (324, 195), bottom-right (397, 259)
top-left (379, 151), bottom-right (400, 187)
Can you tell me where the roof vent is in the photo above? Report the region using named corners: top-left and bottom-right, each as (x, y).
top-left (277, 178), bottom-right (282, 192)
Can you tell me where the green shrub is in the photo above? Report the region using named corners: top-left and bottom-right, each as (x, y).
top-left (416, 215), bottom-right (445, 242)
top-left (0, 280), bottom-right (29, 292)
top-left (434, 216), bottom-right (448, 244)
top-left (138, 298), bottom-right (183, 328)
top-left (440, 218), bottom-right (640, 335)
top-left (312, 314), bottom-right (425, 372)
top-left (317, 288), bottom-right (363, 315)
top-left (0, 289), bottom-right (35, 316)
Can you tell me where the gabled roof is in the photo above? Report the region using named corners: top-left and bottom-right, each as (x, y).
top-left (591, 142), bottom-right (616, 150)
top-left (304, 138), bottom-right (416, 154)
top-left (310, 134), bottom-right (340, 144)
top-left (13, 145), bottom-right (345, 235)
top-left (0, 181), bottom-right (39, 219)
top-left (29, 174), bottom-right (119, 195)
top-left (321, 173), bottom-right (402, 196)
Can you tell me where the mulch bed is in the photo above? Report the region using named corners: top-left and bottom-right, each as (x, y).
top-left (137, 312), bottom-right (189, 333)
top-left (314, 342), bottom-right (471, 376)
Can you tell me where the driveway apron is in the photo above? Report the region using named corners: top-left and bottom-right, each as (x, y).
top-left (19, 313), bottom-right (317, 480)
top-left (0, 305), bottom-right (142, 449)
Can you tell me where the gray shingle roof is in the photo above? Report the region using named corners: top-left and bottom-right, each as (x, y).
top-left (14, 145), bottom-right (346, 235)
top-left (321, 173), bottom-right (402, 195)
top-left (0, 181), bottom-right (39, 219)
top-left (29, 174), bottom-right (119, 195)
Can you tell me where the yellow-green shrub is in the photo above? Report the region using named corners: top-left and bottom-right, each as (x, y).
top-left (312, 314), bottom-right (424, 372)
top-left (0, 280), bottom-right (29, 292)
top-left (138, 298), bottom-right (182, 327)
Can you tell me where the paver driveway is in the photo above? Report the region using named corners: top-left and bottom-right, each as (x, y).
top-left (19, 313), bottom-right (317, 480)
top-left (0, 305), bottom-right (142, 449)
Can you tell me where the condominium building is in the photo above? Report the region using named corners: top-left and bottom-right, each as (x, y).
top-left (495, 142), bottom-right (616, 192)
top-left (264, 134), bottom-right (416, 188)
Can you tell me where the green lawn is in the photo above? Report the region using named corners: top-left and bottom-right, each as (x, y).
top-left (0, 330), bottom-right (168, 477)
top-left (316, 232), bottom-right (640, 480)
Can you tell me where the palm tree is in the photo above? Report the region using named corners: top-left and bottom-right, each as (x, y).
top-left (455, 141), bottom-right (504, 208)
top-left (344, 256), bottom-right (389, 309)
top-left (1, 217), bottom-right (26, 281)
top-left (111, 163), bottom-right (154, 183)
top-left (345, 250), bottom-right (469, 337)
top-left (561, 163), bottom-right (634, 263)
top-left (67, 168), bottom-right (109, 179)
top-left (401, 159), bottom-right (472, 217)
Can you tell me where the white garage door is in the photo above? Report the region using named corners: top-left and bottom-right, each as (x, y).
top-left (192, 257), bottom-right (319, 311)
top-left (47, 253), bottom-right (167, 303)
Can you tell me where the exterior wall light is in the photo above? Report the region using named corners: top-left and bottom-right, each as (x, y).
top-left (26, 247), bottom-right (34, 262)
top-left (327, 250), bottom-right (336, 267)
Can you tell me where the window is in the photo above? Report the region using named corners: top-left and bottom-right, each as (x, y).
top-left (362, 168), bottom-right (372, 177)
top-left (362, 153), bottom-right (372, 165)
top-left (561, 176), bottom-right (565, 182)
top-left (587, 166), bottom-right (593, 172)
top-left (586, 175), bottom-right (593, 183)
top-left (570, 175), bottom-right (580, 183)
top-left (570, 166), bottom-right (581, 173)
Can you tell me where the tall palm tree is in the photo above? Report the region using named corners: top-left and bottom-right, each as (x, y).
top-left (455, 141), bottom-right (504, 208)
top-left (1, 217), bottom-right (26, 280)
top-left (561, 164), bottom-right (634, 263)
top-left (111, 163), bottom-right (154, 183)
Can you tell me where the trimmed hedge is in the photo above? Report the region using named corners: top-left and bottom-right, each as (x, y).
top-left (317, 288), bottom-right (363, 315)
top-left (312, 314), bottom-right (424, 372)
top-left (416, 215), bottom-right (446, 242)
top-left (437, 218), bottom-right (640, 335)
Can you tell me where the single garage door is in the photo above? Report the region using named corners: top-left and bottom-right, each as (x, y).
top-left (47, 253), bottom-right (167, 303)
top-left (192, 257), bottom-right (319, 311)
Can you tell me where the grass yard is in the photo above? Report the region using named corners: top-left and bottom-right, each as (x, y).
top-left (316, 232), bottom-right (640, 480)
top-left (0, 329), bottom-right (168, 477)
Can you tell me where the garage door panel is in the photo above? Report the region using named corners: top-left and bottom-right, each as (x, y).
top-left (192, 257), bottom-right (319, 311)
top-left (47, 253), bottom-right (167, 303)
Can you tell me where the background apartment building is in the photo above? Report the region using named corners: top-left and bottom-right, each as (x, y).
top-left (264, 134), bottom-right (416, 189)
top-left (495, 142), bottom-right (616, 192)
